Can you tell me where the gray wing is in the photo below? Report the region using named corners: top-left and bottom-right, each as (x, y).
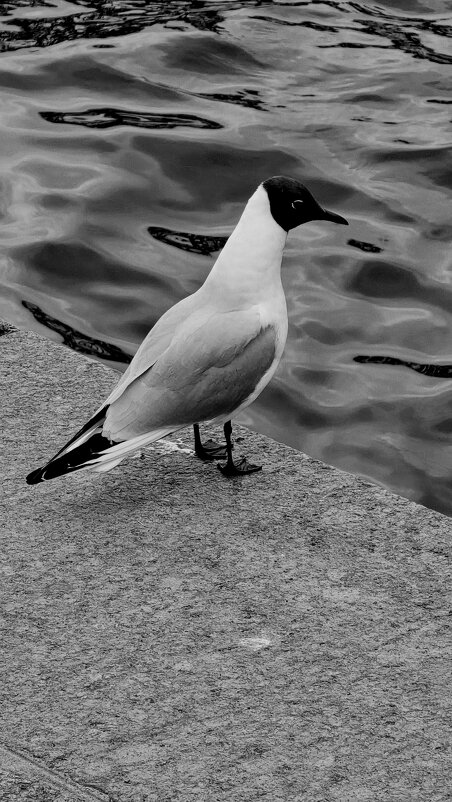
top-left (105, 309), bottom-right (276, 440)
top-left (104, 290), bottom-right (203, 408)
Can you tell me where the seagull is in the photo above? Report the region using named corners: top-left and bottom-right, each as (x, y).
top-left (26, 176), bottom-right (347, 485)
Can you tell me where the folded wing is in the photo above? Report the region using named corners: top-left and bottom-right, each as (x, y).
top-left (105, 307), bottom-right (276, 440)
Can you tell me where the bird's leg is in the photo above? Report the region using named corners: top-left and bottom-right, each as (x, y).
top-left (218, 420), bottom-right (262, 477)
top-left (193, 423), bottom-right (228, 461)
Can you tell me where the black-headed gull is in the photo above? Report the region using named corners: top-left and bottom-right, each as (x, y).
top-left (27, 176), bottom-right (347, 484)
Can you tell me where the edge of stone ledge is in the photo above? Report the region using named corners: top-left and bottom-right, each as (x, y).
top-left (0, 320), bottom-right (17, 336)
top-left (2, 320), bottom-right (450, 526)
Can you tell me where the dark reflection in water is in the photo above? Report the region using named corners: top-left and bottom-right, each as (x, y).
top-left (324, 18), bottom-right (452, 65)
top-left (40, 109), bottom-right (222, 130)
top-left (193, 88), bottom-right (266, 111)
top-left (354, 355), bottom-right (452, 379)
top-left (148, 227), bottom-right (227, 256)
top-left (253, 16), bottom-right (341, 34)
top-left (22, 301), bottom-right (132, 364)
top-left (347, 239), bottom-right (383, 254)
top-left (1, 0), bottom-right (452, 517)
top-left (0, 0), bottom-right (229, 50)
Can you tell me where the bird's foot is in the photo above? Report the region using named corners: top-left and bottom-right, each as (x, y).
top-left (218, 457), bottom-right (262, 476)
top-left (195, 438), bottom-right (228, 461)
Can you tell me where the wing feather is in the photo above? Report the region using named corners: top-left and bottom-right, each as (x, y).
top-left (104, 290), bottom-right (203, 409)
top-left (105, 309), bottom-right (276, 441)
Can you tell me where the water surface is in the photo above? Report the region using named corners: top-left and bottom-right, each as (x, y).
top-left (1, 0), bottom-right (452, 515)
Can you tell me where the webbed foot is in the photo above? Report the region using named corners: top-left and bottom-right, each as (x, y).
top-left (195, 439), bottom-right (228, 461)
top-left (218, 457), bottom-right (262, 476)
top-left (193, 424), bottom-right (228, 461)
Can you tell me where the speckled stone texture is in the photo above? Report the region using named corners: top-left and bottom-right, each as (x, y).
top-left (1, 327), bottom-right (451, 802)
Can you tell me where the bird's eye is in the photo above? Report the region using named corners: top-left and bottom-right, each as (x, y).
top-left (292, 200), bottom-right (304, 209)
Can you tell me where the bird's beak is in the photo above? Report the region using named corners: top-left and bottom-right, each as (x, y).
top-left (320, 207), bottom-right (349, 225)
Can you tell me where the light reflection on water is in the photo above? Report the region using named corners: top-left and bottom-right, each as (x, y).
top-left (1, 0), bottom-right (451, 515)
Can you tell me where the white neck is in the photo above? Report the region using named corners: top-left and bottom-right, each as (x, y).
top-left (202, 185), bottom-right (287, 304)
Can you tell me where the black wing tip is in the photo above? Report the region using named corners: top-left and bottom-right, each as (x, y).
top-left (25, 407), bottom-right (111, 486)
top-left (26, 467), bottom-right (45, 485)
top-left (26, 431), bottom-right (115, 486)
top-left (26, 460), bottom-right (84, 485)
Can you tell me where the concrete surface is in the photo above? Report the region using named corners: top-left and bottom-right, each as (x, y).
top-left (1, 326), bottom-right (451, 802)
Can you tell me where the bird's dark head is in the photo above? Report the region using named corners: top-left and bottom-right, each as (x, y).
top-left (262, 175), bottom-right (348, 232)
